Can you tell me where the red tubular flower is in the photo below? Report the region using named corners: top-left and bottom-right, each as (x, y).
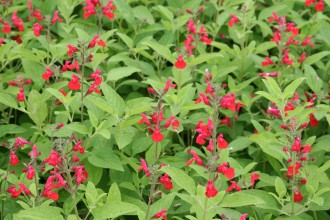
top-left (282, 50), bottom-right (293, 65)
top-left (220, 116), bottom-right (231, 127)
top-left (159, 174), bottom-right (173, 190)
top-left (186, 149), bottom-right (203, 166)
top-left (240, 214), bottom-right (248, 220)
top-left (226, 181), bottom-right (241, 192)
top-left (309, 113), bottom-right (318, 127)
top-left (250, 173), bottom-right (260, 187)
top-left (28, 144), bottom-right (40, 158)
top-left (153, 209), bottom-right (168, 220)
top-left (83, 0), bottom-right (97, 19)
top-left (206, 139), bottom-right (214, 152)
top-left (294, 190), bottom-right (303, 202)
top-left (44, 150), bottom-right (62, 166)
top-left (102, 0), bottom-right (116, 20)
top-left (18, 183), bottom-right (31, 196)
top-left (73, 141), bottom-right (85, 154)
top-left (17, 87), bottom-right (25, 102)
top-left (33, 23), bottom-right (43, 37)
top-left (10, 151), bottom-right (20, 166)
top-left (67, 44), bottom-right (78, 57)
top-left (51, 11), bottom-right (63, 24)
top-left (7, 185), bottom-right (22, 198)
top-left (42, 67), bottom-right (53, 80)
top-left (205, 180), bottom-right (218, 198)
top-left (301, 35), bottom-right (314, 48)
top-left (315, 0), bottom-right (324, 11)
top-left (174, 55), bottom-right (187, 69)
top-left (228, 14), bottom-right (239, 27)
top-left (68, 74), bottom-right (81, 91)
top-left (14, 137), bottom-right (31, 148)
top-left (217, 162), bottom-right (235, 179)
top-left (26, 165), bottom-right (35, 180)
top-left (73, 165), bottom-right (88, 184)
top-left (151, 127), bottom-right (164, 142)
top-left (12, 11), bottom-right (24, 31)
top-left (261, 57), bottom-right (273, 67)
top-left (187, 18), bottom-right (196, 34)
top-left (221, 93), bottom-right (236, 111)
top-left (287, 162), bottom-right (302, 176)
top-left (138, 159), bottom-right (150, 177)
top-left (291, 137), bottom-right (301, 152)
top-left (298, 52), bottom-right (306, 63)
top-left (217, 134), bottom-right (228, 149)
top-left (2, 22), bottom-right (11, 34)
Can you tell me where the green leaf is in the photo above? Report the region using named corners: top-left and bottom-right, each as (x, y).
top-left (113, 0), bottom-right (136, 26)
top-left (149, 193), bottom-right (176, 217)
top-left (190, 53), bottom-right (223, 65)
top-left (160, 166), bottom-right (196, 194)
top-left (107, 182), bottom-right (121, 203)
top-left (153, 5), bottom-right (174, 21)
top-left (66, 123), bottom-right (89, 135)
top-left (84, 95), bottom-right (113, 114)
top-left (13, 206), bottom-right (64, 220)
top-left (142, 40), bottom-right (173, 62)
top-left (229, 136), bottom-right (252, 152)
top-left (125, 97), bottom-right (154, 116)
top-left (255, 91), bottom-right (279, 104)
top-left (92, 202), bottom-right (141, 219)
top-left (117, 32), bottom-right (134, 48)
top-left (0, 93), bottom-right (18, 110)
top-left (100, 83), bottom-right (125, 117)
top-left (255, 42), bottom-right (277, 54)
top-left (283, 78), bottom-right (305, 99)
top-left (304, 65), bottom-right (323, 94)
top-left (275, 177), bottom-right (287, 199)
top-left (304, 51), bottom-right (330, 65)
top-left (85, 181), bottom-right (98, 208)
top-left (107, 66), bottom-right (142, 81)
top-left (262, 77), bottom-right (281, 96)
top-left (113, 124), bottom-right (136, 149)
top-left (0, 125), bottom-right (27, 138)
top-left (27, 90), bottom-right (48, 126)
top-left (220, 192), bottom-right (265, 207)
top-left (133, 5), bottom-right (154, 24)
top-left (88, 147), bottom-right (124, 171)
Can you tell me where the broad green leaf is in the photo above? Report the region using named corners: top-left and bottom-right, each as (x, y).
top-left (0, 125), bottom-right (27, 138)
top-left (275, 177), bottom-right (287, 199)
top-left (92, 202), bottom-right (140, 219)
top-left (27, 90), bottom-right (48, 126)
top-left (125, 97), bottom-right (154, 116)
top-left (117, 32), bottom-right (134, 49)
top-left (142, 40), bottom-right (173, 62)
top-left (107, 66), bottom-right (142, 81)
top-left (153, 5), bottom-right (174, 21)
top-left (107, 182), bottom-right (121, 203)
top-left (255, 91), bottom-right (279, 104)
top-left (113, 0), bottom-right (136, 26)
top-left (262, 77), bottom-right (281, 96)
top-left (0, 93), bottom-right (19, 109)
top-left (113, 124), bottom-right (136, 149)
top-left (304, 65), bottom-right (323, 94)
top-left (255, 42), bottom-right (277, 54)
top-left (100, 83), bottom-right (125, 117)
top-left (161, 166), bottom-right (196, 194)
top-left (67, 123), bottom-right (89, 135)
top-left (229, 136), bottom-right (252, 152)
top-left (149, 193), bottom-right (176, 217)
top-left (190, 53), bottom-right (223, 65)
top-left (13, 206), bottom-right (63, 220)
top-left (220, 192), bottom-right (265, 207)
top-left (84, 95), bottom-right (113, 114)
top-left (304, 51), bottom-right (330, 65)
top-left (85, 182), bottom-right (98, 208)
top-left (133, 5), bottom-right (154, 24)
top-left (88, 147), bottom-right (124, 171)
top-left (283, 78), bottom-right (305, 99)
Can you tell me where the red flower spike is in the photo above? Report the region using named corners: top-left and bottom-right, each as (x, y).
top-left (205, 180), bottom-right (218, 198)
top-left (174, 55), bottom-right (187, 69)
top-left (159, 174), bottom-right (173, 190)
top-left (102, 0), bottom-right (116, 20)
top-left (67, 44), bottom-right (78, 57)
top-left (217, 134), bottom-right (228, 149)
top-left (302, 145), bottom-right (312, 153)
top-left (291, 137), bottom-right (301, 152)
top-left (14, 137), bottom-right (31, 148)
top-left (10, 151), bottom-right (20, 166)
top-left (68, 74), bottom-right (81, 90)
top-left (44, 150), bottom-right (62, 166)
top-left (151, 127), bottom-right (164, 142)
top-left (187, 18), bottom-right (196, 34)
top-left (33, 23), bottom-right (43, 37)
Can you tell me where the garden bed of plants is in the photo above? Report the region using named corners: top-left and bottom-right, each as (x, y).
top-left (0, 0), bottom-right (330, 219)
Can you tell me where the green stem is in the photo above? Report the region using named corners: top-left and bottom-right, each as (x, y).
top-left (291, 152), bottom-right (296, 216)
top-left (202, 198), bottom-right (208, 220)
top-left (80, 50), bottom-right (85, 123)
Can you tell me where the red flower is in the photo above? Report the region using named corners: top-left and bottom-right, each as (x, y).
top-left (153, 209), bottom-right (168, 220)
top-left (18, 183), bottom-right (31, 196)
top-left (51, 11), bottom-right (63, 24)
top-left (73, 141), bottom-right (85, 154)
top-left (221, 93), bottom-right (236, 111)
top-left (250, 173), bottom-right (260, 187)
top-left (17, 87), bottom-right (25, 102)
top-left (228, 14), bottom-right (239, 27)
top-left (240, 214), bottom-right (248, 220)
top-left (205, 180), bottom-right (218, 198)
top-left (306, 0), bottom-right (316, 6)
top-left (26, 165), bottom-right (35, 180)
top-left (217, 162), bottom-right (235, 179)
top-left (159, 174), bottom-right (173, 190)
top-left (186, 149), bottom-right (203, 166)
top-left (261, 57), bottom-right (273, 67)
top-left (42, 67), bottom-right (53, 80)
top-left (217, 134), bottom-right (228, 149)
top-left (301, 35), bottom-right (314, 48)
top-left (309, 113), bottom-right (318, 127)
top-left (138, 159), bottom-right (150, 177)
top-left (33, 23), bottom-right (43, 37)
top-left (67, 44), bottom-right (78, 56)
top-left (151, 127), bottom-right (164, 142)
top-left (102, 0), bottom-right (116, 20)
top-left (294, 190), bottom-right (303, 202)
top-left (14, 137), bottom-right (31, 148)
top-left (44, 150), bottom-right (62, 166)
top-left (226, 181), bottom-right (241, 192)
top-left (291, 137), bottom-right (301, 152)
top-left (298, 52), bottom-right (306, 63)
top-left (315, 0), bottom-right (324, 11)
top-left (0, 38), bottom-right (4, 46)
top-left (174, 55), bottom-right (187, 69)
top-left (7, 185), bottom-right (22, 198)
top-left (73, 165), bottom-right (88, 184)
top-left (12, 11), bottom-right (24, 31)
top-left (2, 22), bottom-right (11, 34)
top-left (68, 74), bottom-right (81, 90)
top-left (10, 151), bottom-right (20, 166)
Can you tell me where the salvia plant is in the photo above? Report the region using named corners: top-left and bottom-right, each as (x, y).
top-left (0, 0), bottom-right (329, 220)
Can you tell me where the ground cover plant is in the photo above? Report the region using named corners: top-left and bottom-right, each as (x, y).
top-left (0, 0), bottom-right (330, 219)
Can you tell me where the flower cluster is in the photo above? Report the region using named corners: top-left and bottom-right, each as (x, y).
top-left (83, 0), bottom-right (116, 20)
top-left (305, 0), bottom-right (325, 11)
top-left (8, 75), bottom-right (32, 102)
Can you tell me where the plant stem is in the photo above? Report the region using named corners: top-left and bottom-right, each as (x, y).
top-left (80, 49), bottom-right (85, 123)
top-left (202, 198), bottom-right (208, 220)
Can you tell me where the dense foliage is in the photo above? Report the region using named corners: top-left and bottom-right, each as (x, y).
top-left (0, 0), bottom-right (330, 219)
